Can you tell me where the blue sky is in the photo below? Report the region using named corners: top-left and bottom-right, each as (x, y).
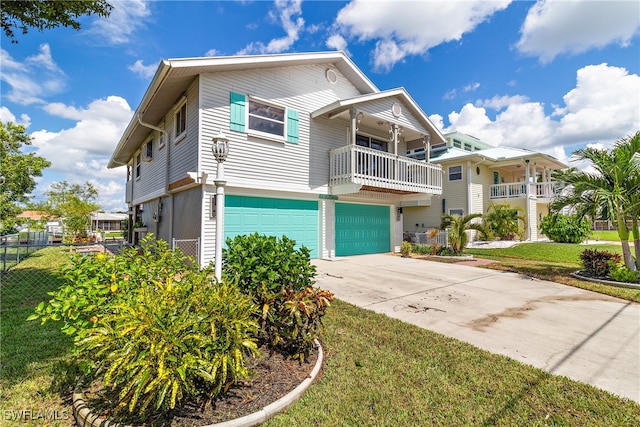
top-left (1, 0), bottom-right (639, 212)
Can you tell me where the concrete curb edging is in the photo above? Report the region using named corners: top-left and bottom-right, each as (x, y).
top-left (572, 271), bottom-right (640, 290)
top-left (73, 340), bottom-right (324, 427)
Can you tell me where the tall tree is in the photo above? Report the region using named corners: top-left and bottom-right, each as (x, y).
top-left (1, 0), bottom-right (112, 42)
top-left (43, 181), bottom-right (100, 240)
top-left (0, 122), bottom-right (51, 235)
top-left (552, 132), bottom-right (640, 270)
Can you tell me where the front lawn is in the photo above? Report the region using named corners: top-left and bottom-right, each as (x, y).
top-left (466, 242), bottom-right (640, 302)
top-left (2, 246), bottom-right (639, 426)
top-left (591, 230), bottom-right (626, 242)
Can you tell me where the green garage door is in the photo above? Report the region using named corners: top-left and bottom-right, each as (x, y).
top-left (335, 203), bottom-right (390, 256)
top-left (224, 195), bottom-right (318, 258)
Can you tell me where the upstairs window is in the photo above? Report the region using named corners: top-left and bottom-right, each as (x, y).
top-left (356, 134), bottom-right (388, 152)
top-left (135, 153), bottom-right (141, 179)
top-left (175, 102), bottom-right (187, 140)
top-left (143, 139), bottom-right (153, 161)
top-left (464, 143), bottom-right (472, 151)
top-left (249, 98), bottom-right (285, 137)
top-left (453, 139), bottom-right (462, 149)
top-left (448, 165), bottom-right (462, 181)
top-left (229, 92), bottom-right (299, 143)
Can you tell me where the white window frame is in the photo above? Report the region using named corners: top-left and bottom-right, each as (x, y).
top-left (247, 96), bottom-right (286, 140)
top-left (174, 101), bottom-right (187, 142)
top-left (448, 208), bottom-right (464, 216)
top-left (356, 132), bottom-right (388, 152)
top-left (143, 139), bottom-right (153, 161)
top-left (135, 153), bottom-right (141, 180)
top-left (448, 165), bottom-right (463, 181)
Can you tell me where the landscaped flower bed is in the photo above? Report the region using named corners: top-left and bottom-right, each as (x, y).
top-left (29, 234), bottom-right (333, 425)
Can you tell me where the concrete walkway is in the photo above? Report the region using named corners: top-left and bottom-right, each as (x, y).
top-left (313, 254), bottom-right (640, 402)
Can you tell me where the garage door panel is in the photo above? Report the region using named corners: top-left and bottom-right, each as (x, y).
top-left (335, 203), bottom-right (390, 256)
top-left (225, 195), bottom-right (318, 258)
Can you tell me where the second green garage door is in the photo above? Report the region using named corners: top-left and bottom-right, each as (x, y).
top-left (335, 203), bottom-right (390, 256)
top-left (224, 195), bottom-right (319, 257)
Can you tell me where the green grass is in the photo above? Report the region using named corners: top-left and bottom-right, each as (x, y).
top-left (591, 230), bottom-right (625, 242)
top-left (0, 247), bottom-right (75, 425)
top-left (2, 246), bottom-right (639, 426)
top-left (466, 242), bottom-right (640, 302)
top-left (267, 300), bottom-right (640, 426)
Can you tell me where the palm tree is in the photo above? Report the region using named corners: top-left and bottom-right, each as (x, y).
top-left (483, 203), bottom-right (526, 241)
top-left (440, 213), bottom-right (486, 253)
top-left (552, 132), bottom-right (640, 271)
top-left (614, 132), bottom-right (640, 269)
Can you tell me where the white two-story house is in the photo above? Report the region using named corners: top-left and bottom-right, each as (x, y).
top-left (403, 132), bottom-right (568, 241)
top-left (108, 51), bottom-right (444, 264)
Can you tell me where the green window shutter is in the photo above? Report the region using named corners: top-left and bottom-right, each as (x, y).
top-left (230, 92), bottom-right (246, 132)
top-left (286, 109), bottom-right (299, 144)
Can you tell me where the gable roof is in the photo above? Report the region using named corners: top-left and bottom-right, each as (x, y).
top-left (433, 146), bottom-right (567, 169)
top-left (311, 88), bottom-right (446, 144)
top-left (109, 51), bottom-right (379, 168)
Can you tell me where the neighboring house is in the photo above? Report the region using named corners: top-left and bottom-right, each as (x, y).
top-left (90, 213), bottom-right (127, 232)
top-left (402, 132), bottom-right (568, 241)
top-left (108, 52), bottom-right (444, 265)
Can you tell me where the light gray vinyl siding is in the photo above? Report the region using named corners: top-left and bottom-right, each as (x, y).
top-left (357, 98), bottom-right (428, 135)
top-left (172, 187), bottom-right (202, 240)
top-left (130, 128), bottom-right (168, 205)
top-left (199, 64), bottom-right (365, 192)
top-left (169, 78), bottom-right (200, 184)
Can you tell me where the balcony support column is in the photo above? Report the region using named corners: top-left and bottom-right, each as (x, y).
top-left (349, 109), bottom-right (357, 182)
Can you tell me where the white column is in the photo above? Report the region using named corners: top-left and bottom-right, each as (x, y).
top-left (214, 163), bottom-right (226, 282)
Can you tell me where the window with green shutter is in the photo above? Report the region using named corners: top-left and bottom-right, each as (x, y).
top-left (230, 92), bottom-right (246, 132)
top-left (286, 109), bottom-right (299, 144)
top-left (230, 91), bottom-right (299, 143)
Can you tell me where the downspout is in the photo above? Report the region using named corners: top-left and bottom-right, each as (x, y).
top-left (137, 114), bottom-right (171, 240)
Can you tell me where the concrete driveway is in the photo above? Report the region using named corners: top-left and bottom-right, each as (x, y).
top-left (312, 254), bottom-right (640, 402)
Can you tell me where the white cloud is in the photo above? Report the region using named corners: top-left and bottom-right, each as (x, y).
top-left (476, 94), bottom-right (530, 110)
top-left (0, 107), bottom-right (31, 127)
top-left (0, 44), bottom-right (66, 105)
top-left (463, 82), bottom-right (480, 92)
top-left (442, 63), bottom-right (640, 163)
top-left (326, 33), bottom-right (348, 52)
top-left (237, 0), bottom-right (305, 55)
top-left (517, 0), bottom-right (640, 63)
top-left (205, 48), bottom-right (220, 57)
top-left (88, 0), bottom-right (151, 45)
top-left (333, 0), bottom-right (512, 72)
top-left (30, 96), bottom-right (133, 211)
top-left (443, 82), bottom-right (481, 101)
top-left (128, 59), bottom-right (157, 79)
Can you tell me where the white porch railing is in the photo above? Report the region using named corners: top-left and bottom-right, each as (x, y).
top-left (329, 145), bottom-right (442, 194)
top-left (490, 181), bottom-right (557, 200)
top-left (534, 182), bottom-right (557, 199)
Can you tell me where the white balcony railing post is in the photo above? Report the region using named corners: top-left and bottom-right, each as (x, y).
top-left (329, 145), bottom-right (442, 194)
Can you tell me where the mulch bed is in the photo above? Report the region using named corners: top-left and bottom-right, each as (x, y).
top-left (81, 346), bottom-right (319, 426)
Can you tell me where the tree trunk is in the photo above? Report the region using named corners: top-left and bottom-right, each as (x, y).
top-left (617, 214), bottom-right (636, 271)
top-left (632, 217), bottom-right (640, 270)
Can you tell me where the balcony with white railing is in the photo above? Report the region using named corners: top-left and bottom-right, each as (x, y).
top-left (329, 145), bottom-right (442, 195)
top-left (490, 181), bottom-right (558, 200)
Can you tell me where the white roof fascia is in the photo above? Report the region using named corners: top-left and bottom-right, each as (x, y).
top-left (108, 51), bottom-right (378, 168)
top-left (311, 88), bottom-right (446, 143)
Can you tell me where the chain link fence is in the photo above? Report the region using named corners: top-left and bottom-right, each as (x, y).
top-left (172, 238), bottom-right (200, 261)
